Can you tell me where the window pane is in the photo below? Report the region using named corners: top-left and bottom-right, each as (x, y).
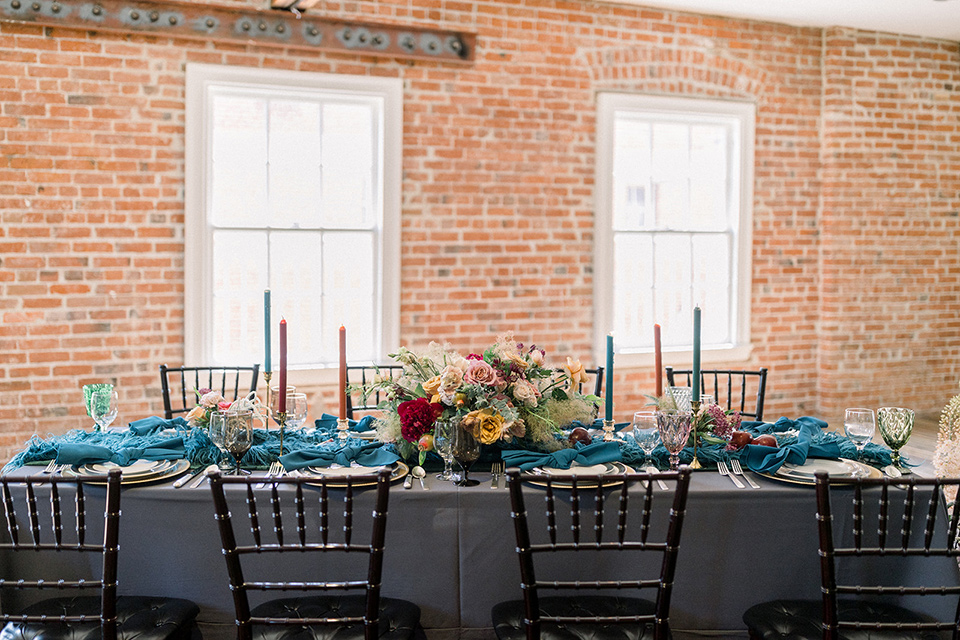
top-left (612, 117), bottom-right (651, 231)
top-left (613, 234), bottom-right (654, 349)
top-left (653, 234), bottom-right (692, 348)
top-left (212, 230), bottom-right (268, 365)
top-left (651, 123), bottom-right (689, 228)
top-left (268, 231), bottom-right (323, 366)
top-left (689, 124), bottom-right (728, 230)
top-left (269, 100), bottom-right (322, 229)
top-left (321, 103), bottom-right (375, 229)
top-left (322, 232), bottom-right (376, 362)
top-left (211, 95), bottom-right (268, 228)
top-left (692, 233), bottom-right (732, 345)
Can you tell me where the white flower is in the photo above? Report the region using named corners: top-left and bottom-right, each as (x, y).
top-left (512, 379), bottom-right (540, 408)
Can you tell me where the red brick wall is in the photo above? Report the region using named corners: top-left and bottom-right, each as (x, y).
top-left (0, 0), bottom-right (957, 457)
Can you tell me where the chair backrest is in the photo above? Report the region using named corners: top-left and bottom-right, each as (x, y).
top-left (814, 472), bottom-right (960, 640)
top-left (159, 364), bottom-right (260, 420)
top-left (664, 367), bottom-right (768, 420)
top-left (345, 364), bottom-right (405, 419)
top-left (208, 469), bottom-right (392, 640)
top-left (0, 469), bottom-right (122, 640)
top-left (553, 366), bottom-right (605, 397)
top-left (504, 467), bottom-right (692, 640)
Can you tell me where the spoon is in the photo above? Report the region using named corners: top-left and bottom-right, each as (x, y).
top-left (412, 466), bottom-right (428, 490)
top-left (882, 464), bottom-right (902, 478)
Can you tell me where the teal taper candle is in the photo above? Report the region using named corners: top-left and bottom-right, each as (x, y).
top-left (605, 333), bottom-right (614, 422)
top-left (264, 289), bottom-right (271, 372)
top-left (692, 306), bottom-right (701, 400)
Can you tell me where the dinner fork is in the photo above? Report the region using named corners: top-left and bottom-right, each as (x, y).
top-left (717, 460), bottom-right (745, 489)
top-left (41, 460), bottom-right (58, 474)
top-left (490, 462), bottom-right (504, 489)
top-left (256, 461), bottom-right (282, 489)
top-left (730, 458), bottom-right (760, 489)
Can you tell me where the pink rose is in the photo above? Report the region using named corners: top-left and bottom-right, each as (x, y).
top-left (464, 359), bottom-right (501, 387)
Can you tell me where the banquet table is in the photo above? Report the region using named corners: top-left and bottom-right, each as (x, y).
top-left (1, 461), bottom-right (957, 640)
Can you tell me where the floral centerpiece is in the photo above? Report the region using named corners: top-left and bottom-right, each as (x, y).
top-left (935, 382), bottom-right (960, 506)
top-left (650, 392), bottom-right (742, 446)
top-left (356, 334), bottom-right (600, 461)
top-left (185, 389), bottom-right (266, 429)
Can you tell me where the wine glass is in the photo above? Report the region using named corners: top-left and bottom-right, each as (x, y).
top-left (223, 410), bottom-right (254, 475)
top-left (451, 422), bottom-right (480, 487)
top-left (284, 393), bottom-right (309, 431)
top-left (877, 407), bottom-right (914, 469)
top-left (844, 408), bottom-right (876, 469)
top-left (657, 410), bottom-right (692, 470)
top-left (208, 411), bottom-right (230, 469)
top-left (631, 411), bottom-right (660, 467)
top-left (433, 419), bottom-right (456, 481)
top-left (269, 386), bottom-right (298, 427)
top-left (90, 388), bottom-right (119, 432)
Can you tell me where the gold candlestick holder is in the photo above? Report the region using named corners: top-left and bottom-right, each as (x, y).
top-left (275, 410), bottom-right (286, 456)
top-left (337, 418), bottom-right (350, 441)
top-left (602, 418), bottom-right (615, 441)
top-left (689, 400), bottom-right (702, 469)
top-left (263, 371), bottom-right (273, 431)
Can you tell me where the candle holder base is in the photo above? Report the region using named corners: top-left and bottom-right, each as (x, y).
top-left (689, 400), bottom-right (702, 469)
top-left (263, 371), bottom-right (273, 431)
top-left (602, 419), bottom-right (615, 442)
top-left (337, 418), bottom-right (350, 442)
top-left (275, 411), bottom-right (286, 456)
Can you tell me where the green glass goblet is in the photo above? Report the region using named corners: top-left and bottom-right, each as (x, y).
top-left (877, 407), bottom-right (914, 469)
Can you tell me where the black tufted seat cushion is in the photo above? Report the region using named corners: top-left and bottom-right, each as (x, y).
top-left (491, 595), bottom-right (664, 640)
top-left (0, 595), bottom-right (199, 640)
top-left (248, 595), bottom-right (420, 640)
top-left (742, 599), bottom-right (942, 640)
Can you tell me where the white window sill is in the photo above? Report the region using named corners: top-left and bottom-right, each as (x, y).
top-left (612, 344), bottom-right (754, 370)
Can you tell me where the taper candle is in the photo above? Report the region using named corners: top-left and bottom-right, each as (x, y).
top-left (605, 333), bottom-right (614, 422)
top-left (264, 290), bottom-right (271, 373)
top-left (654, 323), bottom-right (662, 397)
top-left (338, 325), bottom-right (347, 421)
top-left (278, 318), bottom-right (287, 414)
top-left (692, 306), bottom-right (701, 400)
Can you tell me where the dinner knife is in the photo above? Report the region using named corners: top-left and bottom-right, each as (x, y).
top-left (189, 465), bottom-right (220, 489)
top-left (645, 467), bottom-right (669, 491)
top-left (173, 466), bottom-right (205, 489)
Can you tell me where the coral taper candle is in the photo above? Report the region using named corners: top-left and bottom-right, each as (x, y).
top-left (654, 323), bottom-right (662, 397)
top-left (264, 290), bottom-right (271, 373)
top-left (338, 325), bottom-right (347, 421)
top-left (605, 333), bottom-right (614, 422)
top-left (278, 319), bottom-right (287, 414)
top-left (692, 306), bottom-right (701, 401)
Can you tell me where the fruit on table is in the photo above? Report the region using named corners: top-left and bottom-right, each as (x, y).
top-left (751, 434), bottom-right (778, 448)
top-left (418, 434), bottom-right (434, 451)
top-left (729, 431), bottom-right (752, 449)
top-left (568, 426), bottom-right (591, 446)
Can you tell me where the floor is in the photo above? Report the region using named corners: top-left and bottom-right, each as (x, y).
top-left (907, 412), bottom-right (938, 463)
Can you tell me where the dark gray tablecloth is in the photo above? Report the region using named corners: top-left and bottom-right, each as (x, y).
top-left (1, 464), bottom-right (956, 640)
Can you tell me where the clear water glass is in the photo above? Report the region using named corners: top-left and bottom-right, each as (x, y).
top-left (433, 419), bottom-right (456, 481)
top-left (284, 393), bottom-right (309, 431)
top-left (657, 410), bottom-right (693, 470)
top-left (90, 388), bottom-right (119, 432)
top-left (843, 407), bottom-right (876, 466)
top-left (631, 411), bottom-right (660, 466)
top-left (877, 406), bottom-right (914, 468)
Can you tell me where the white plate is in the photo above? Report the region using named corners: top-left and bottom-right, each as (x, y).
top-left (306, 464), bottom-right (390, 477)
top-left (85, 459), bottom-right (170, 477)
top-left (293, 462), bottom-right (408, 487)
top-left (534, 463), bottom-right (613, 477)
top-left (780, 459), bottom-right (855, 477)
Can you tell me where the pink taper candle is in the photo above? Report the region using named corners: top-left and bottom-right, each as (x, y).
top-left (278, 319), bottom-right (287, 414)
top-left (338, 326), bottom-right (347, 420)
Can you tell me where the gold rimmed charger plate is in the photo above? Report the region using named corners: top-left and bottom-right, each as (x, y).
top-left (64, 459), bottom-right (190, 485)
top-left (526, 462), bottom-right (635, 489)
top-left (292, 461), bottom-right (408, 487)
top-left (759, 458), bottom-right (882, 485)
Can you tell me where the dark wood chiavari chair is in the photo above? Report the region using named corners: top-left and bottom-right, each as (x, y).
top-left (159, 363), bottom-right (260, 419)
top-left (743, 472), bottom-right (960, 639)
top-left (0, 468), bottom-right (199, 640)
top-left (208, 468), bottom-right (420, 640)
top-left (665, 366), bottom-right (768, 420)
top-left (491, 467), bottom-right (692, 640)
top-left (344, 364), bottom-right (405, 420)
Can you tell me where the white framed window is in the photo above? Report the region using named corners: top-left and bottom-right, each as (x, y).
top-left (185, 63), bottom-right (401, 370)
top-left (594, 93), bottom-right (755, 362)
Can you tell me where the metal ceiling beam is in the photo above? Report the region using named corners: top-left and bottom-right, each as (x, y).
top-left (0, 0), bottom-right (475, 63)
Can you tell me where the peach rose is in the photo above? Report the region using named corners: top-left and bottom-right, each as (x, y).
top-left (564, 357), bottom-right (589, 388)
top-left (512, 379), bottom-right (540, 408)
top-left (464, 359), bottom-right (501, 387)
top-left (462, 408), bottom-right (504, 445)
top-left (422, 375), bottom-right (442, 401)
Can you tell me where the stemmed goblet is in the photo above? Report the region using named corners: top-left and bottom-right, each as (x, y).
top-left (668, 386), bottom-right (693, 412)
top-left (631, 411), bottom-right (660, 467)
top-left (284, 393), bottom-right (309, 432)
top-left (451, 422), bottom-right (480, 487)
top-left (269, 386), bottom-right (298, 427)
top-left (433, 419), bottom-right (456, 481)
top-left (657, 410), bottom-right (692, 470)
top-left (222, 410), bottom-right (254, 475)
top-left (844, 408), bottom-right (876, 474)
top-left (90, 388), bottom-right (119, 432)
top-left (877, 407), bottom-right (914, 469)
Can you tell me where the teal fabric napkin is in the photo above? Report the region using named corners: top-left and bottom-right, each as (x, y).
top-left (56, 437), bottom-right (186, 467)
top-left (128, 416), bottom-right (190, 436)
top-left (740, 417), bottom-right (841, 474)
top-left (501, 441), bottom-right (622, 472)
top-left (314, 413), bottom-right (377, 432)
top-left (279, 442), bottom-right (399, 471)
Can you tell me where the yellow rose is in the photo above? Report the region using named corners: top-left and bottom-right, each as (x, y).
top-left (422, 375), bottom-right (442, 402)
top-left (564, 357), bottom-right (589, 387)
top-left (462, 408), bottom-right (504, 445)
top-left (504, 350), bottom-right (528, 371)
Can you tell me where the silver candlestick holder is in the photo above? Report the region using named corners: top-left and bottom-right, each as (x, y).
top-left (602, 418), bottom-right (615, 441)
top-left (337, 418), bottom-right (350, 441)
